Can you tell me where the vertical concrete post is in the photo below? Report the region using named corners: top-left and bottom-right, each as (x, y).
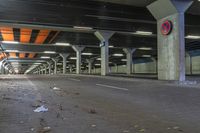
top-left (86, 59), bottom-right (94, 74)
top-left (151, 57), bottom-right (158, 74)
top-left (52, 59), bottom-right (58, 75)
top-left (186, 52), bottom-right (192, 75)
top-left (44, 65), bottom-right (47, 75)
top-left (114, 63), bottom-right (118, 73)
top-left (94, 31), bottom-right (114, 76)
top-left (60, 53), bottom-right (69, 74)
top-left (47, 62), bottom-right (51, 75)
top-left (123, 48), bottom-right (136, 75)
top-left (147, 0), bottom-right (193, 81)
top-left (72, 46), bottom-right (84, 74)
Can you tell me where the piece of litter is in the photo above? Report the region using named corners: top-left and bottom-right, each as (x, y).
top-left (134, 125), bottom-right (139, 128)
top-left (34, 105), bottom-right (48, 113)
top-left (53, 87), bottom-right (60, 90)
top-left (30, 128), bottom-right (35, 131)
top-left (139, 129), bottom-right (145, 132)
top-left (89, 108), bottom-right (97, 114)
top-left (173, 126), bottom-right (180, 130)
top-left (91, 124), bottom-right (96, 127)
top-left (39, 127), bottom-right (51, 133)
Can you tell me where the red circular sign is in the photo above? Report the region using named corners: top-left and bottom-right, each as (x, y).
top-left (161, 20), bottom-right (173, 35)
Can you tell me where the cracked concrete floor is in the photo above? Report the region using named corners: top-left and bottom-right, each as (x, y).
top-left (0, 75), bottom-right (200, 133)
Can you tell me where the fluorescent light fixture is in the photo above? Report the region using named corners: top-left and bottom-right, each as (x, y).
top-left (55, 43), bottom-right (71, 46)
top-left (142, 55), bottom-right (151, 58)
top-left (121, 59), bottom-right (127, 62)
top-left (97, 58), bottom-right (101, 61)
top-left (44, 51), bottom-right (56, 54)
top-left (70, 57), bottom-right (77, 60)
top-left (73, 26), bottom-right (93, 30)
top-left (57, 63), bottom-right (62, 65)
top-left (113, 53), bottom-right (124, 57)
top-left (82, 53), bottom-right (93, 55)
top-left (185, 35), bottom-right (200, 39)
top-left (5, 50), bottom-right (19, 52)
top-left (133, 31), bottom-right (152, 35)
top-left (138, 47), bottom-right (152, 50)
top-left (109, 45), bottom-right (114, 48)
top-left (33, 63), bottom-right (42, 65)
top-left (40, 56), bottom-right (50, 59)
top-left (95, 64), bottom-right (101, 66)
top-left (2, 41), bottom-right (19, 44)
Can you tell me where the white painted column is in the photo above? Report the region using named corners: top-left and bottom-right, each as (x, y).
top-left (60, 53), bottom-right (69, 74)
top-left (123, 48), bottom-right (136, 75)
top-left (72, 46), bottom-right (84, 74)
top-left (95, 31), bottom-right (114, 76)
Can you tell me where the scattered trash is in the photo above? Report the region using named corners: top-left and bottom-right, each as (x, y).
top-left (20, 121), bottom-right (24, 124)
top-left (53, 87), bottom-right (61, 90)
top-left (139, 129), bottom-right (145, 132)
top-left (30, 128), bottom-right (35, 131)
top-left (74, 105), bottom-right (79, 108)
top-left (38, 127), bottom-right (51, 133)
top-left (74, 92), bottom-right (80, 95)
top-left (91, 124), bottom-right (96, 127)
top-left (173, 126), bottom-right (180, 130)
top-left (123, 130), bottom-right (129, 133)
top-left (34, 105), bottom-right (48, 113)
top-left (89, 108), bottom-right (97, 114)
top-left (134, 125), bottom-right (139, 128)
top-left (167, 127), bottom-right (171, 130)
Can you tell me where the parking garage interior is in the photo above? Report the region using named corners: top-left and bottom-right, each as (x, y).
top-left (1, 0), bottom-right (200, 133)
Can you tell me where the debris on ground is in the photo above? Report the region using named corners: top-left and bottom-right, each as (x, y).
top-left (91, 124), bottom-right (96, 127)
top-left (138, 129), bottom-right (145, 132)
top-left (34, 105), bottom-right (48, 113)
top-left (123, 130), bottom-right (130, 133)
top-left (53, 87), bottom-right (61, 90)
top-left (38, 126), bottom-right (51, 133)
top-left (173, 126), bottom-right (180, 130)
top-left (88, 108), bottom-right (97, 114)
top-left (74, 92), bottom-right (80, 95)
top-left (30, 128), bottom-right (35, 131)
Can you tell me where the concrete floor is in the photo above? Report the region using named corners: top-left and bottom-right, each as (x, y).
top-left (0, 75), bottom-right (200, 133)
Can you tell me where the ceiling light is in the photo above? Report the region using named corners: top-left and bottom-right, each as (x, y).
top-left (70, 57), bottom-right (77, 60)
top-left (2, 41), bottom-right (19, 44)
top-left (40, 56), bottom-right (50, 59)
top-left (185, 35), bottom-right (200, 39)
top-left (133, 31), bottom-right (153, 35)
top-left (82, 53), bottom-right (93, 55)
top-left (73, 26), bottom-right (93, 30)
top-left (96, 58), bottom-right (101, 61)
top-left (142, 55), bottom-right (151, 57)
top-left (55, 43), bottom-right (71, 46)
top-left (109, 45), bottom-right (114, 48)
top-left (113, 53), bottom-right (124, 57)
top-left (95, 64), bottom-right (101, 66)
top-left (5, 50), bottom-right (19, 52)
top-left (138, 47), bottom-right (152, 50)
top-left (44, 51), bottom-right (56, 54)
top-left (121, 59), bottom-right (127, 62)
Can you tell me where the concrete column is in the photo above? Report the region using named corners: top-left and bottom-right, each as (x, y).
top-left (147, 0), bottom-right (193, 81)
top-left (52, 59), bottom-right (58, 75)
top-left (151, 57), bottom-right (158, 74)
top-left (114, 63), bottom-right (118, 73)
top-left (60, 53), bottom-right (69, 74)
top-left (44, 65), bottom-right (47, 75)
top-left (123, 48), bottom-right (136, 75)
top-left (72, 46), bottom-right (84, 74)
top-left (186, 52), bottom-right (192, 75)
top-left (47, 62), bottom-right (51, 75)
top-left (95, 31), bottom-right (114, 76)
top-left (86, 59), bottom-right (94, 74)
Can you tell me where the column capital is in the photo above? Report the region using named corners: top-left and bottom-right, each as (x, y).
top-left (59, 53), bottom-right (70, 58)
top-left (52, 58), bottom-right (58, 63)
top-left (72, 45), bottom-right (85, 52)
top-left (94, 30), bottom-right (115, 41)
top-left (123, 48), bottom-right (136, 54)
top-left (147, 0), bottom-right (193, 20)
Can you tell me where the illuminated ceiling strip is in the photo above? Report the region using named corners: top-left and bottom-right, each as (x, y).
top-left (0, 27), bottom-right (16, 58)
top-left (28, 30), bottom-right (50, 58)
top-left (20, 28), bottom-right (32, 58)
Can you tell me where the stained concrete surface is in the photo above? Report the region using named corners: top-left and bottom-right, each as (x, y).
top-left (0, 75), bottom-right (200, 133)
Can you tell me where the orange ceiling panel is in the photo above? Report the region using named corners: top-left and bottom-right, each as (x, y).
top-left (0, 27), bottom-right (16, 57)
top-left (20, 28), bottom-right (32, 58)
top-left (28, 30), bottom-right (50, 58)
top-left (9, 52), bottom-right (16, 58)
